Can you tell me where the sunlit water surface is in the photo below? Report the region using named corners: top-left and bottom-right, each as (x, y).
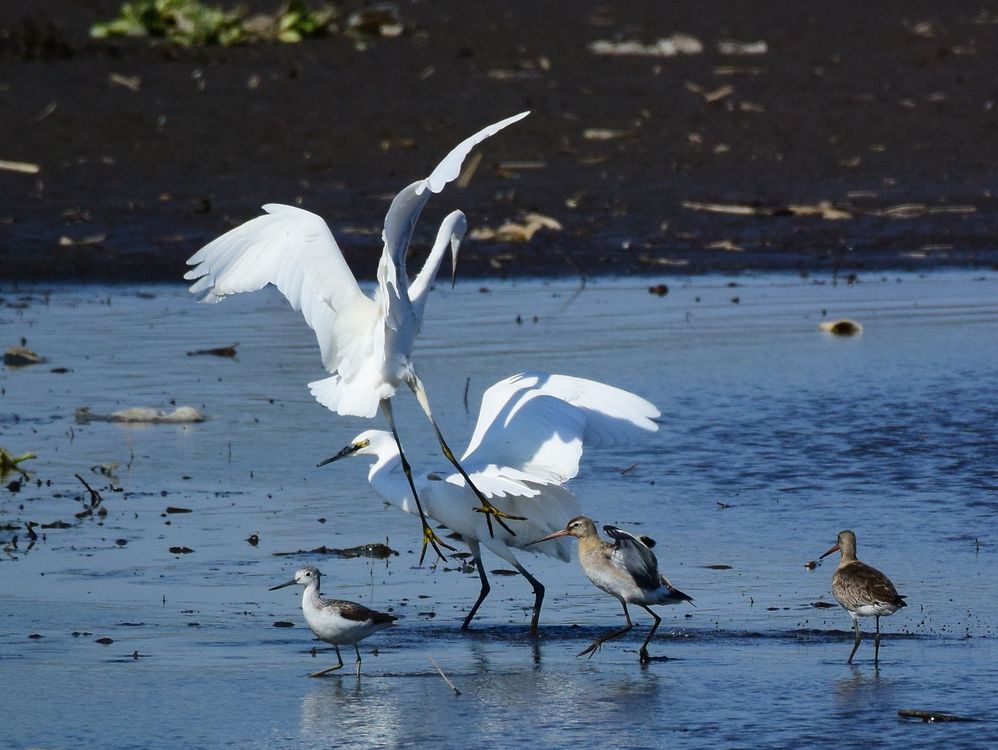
top-left (1, 272), bottom-right (996, 749)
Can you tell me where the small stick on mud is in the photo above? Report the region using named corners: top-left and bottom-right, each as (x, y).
top-left (427, 654), bottom-right (461, 695)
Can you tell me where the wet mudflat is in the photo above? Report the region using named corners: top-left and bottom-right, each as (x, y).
top-left (1, 273), bottom-right (997, 749)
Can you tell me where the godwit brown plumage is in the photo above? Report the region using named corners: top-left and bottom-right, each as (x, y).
top-left (532, 516), bottom-right (693, 663)
top-left (819, 530), bottom-right (907, 665)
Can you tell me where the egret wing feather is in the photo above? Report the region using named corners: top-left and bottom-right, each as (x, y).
top-left (379, 112), bottom-right (530, 334)
top-left (461, 372), bottom-right (660, 487)
top-left (184, 204), bottom-right (374, 376)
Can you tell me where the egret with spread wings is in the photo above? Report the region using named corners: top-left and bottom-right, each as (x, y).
top-left (321, 372), bottom-right (660, 632)
top-left (185, 113), bottom-right (529, 561)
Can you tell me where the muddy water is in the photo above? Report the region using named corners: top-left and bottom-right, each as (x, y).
top-left (1, 273), bottom-right (996, 749)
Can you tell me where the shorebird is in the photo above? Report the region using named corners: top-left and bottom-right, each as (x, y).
top-left (532, 516), bottom-right (693, 662)
top-left (321, 372), bottom-right (660, 632)
top-left (185, 112), bottom-right (529, 562)
top-left (270, 565), bottom-right (398, 677)
top-left (819, 529), bottom-right (907, 665)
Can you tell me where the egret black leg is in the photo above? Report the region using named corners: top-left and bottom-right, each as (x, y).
top-left (847, 618), bottom-right (862, 664)
top-left (310, 645), bottom-right (345, 677)
top-left (637, 605), bottom-right (663, 663)
top-left (381, 399), bottom-right (453, 564)
top-left (461, 544), bottom-right (491, 630)
top-left (578, 601), bottom-right (633, 659)
top-left (510, 558), bottom-right (545, 634)
top-left (408, 373), bottom-right (525, 539)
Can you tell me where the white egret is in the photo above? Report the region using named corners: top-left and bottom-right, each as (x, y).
top-left (270, 565), bottom-right (398, 677)
top-left (185, 112), bottom-right (529, 561)
top-left (320, 372), bottom-right (661, 632)
top-left (818, 530), bottom-right (907, 665)
top-left (532, 517), bottom-right (693, 662)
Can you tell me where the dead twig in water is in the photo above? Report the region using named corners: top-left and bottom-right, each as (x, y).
top-left (427, 654), bottom-right (461, 695)
top-left (898, 709), bottom-right (979, 723)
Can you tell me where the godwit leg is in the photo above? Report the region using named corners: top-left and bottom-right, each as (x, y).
top-left (874, 615), bottom-right (881, 665)
top-left (847, 616), bottom-right (862, 664)
top-left (461, 542), bottom-right (491, 630)
top-left (578, 601), bottom-right (633, 659)
top-left (381, 399), bottom-right (454, 564)
top-left (309, 645), bottom-right (345, 677)
top-left (637, 604), bottom-right (663, 663)
top-left (354, 644), bottom-right (363, 677)
top-left (509, 558), bottom-right (545, 634)
top-left (408, 373), bottom-right (525, 538)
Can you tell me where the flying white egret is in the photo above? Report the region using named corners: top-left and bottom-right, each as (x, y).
top-left (320, 372), bottom-right (661, 632)
top-left (531, 517), bottom-right (693, 662)
top-left (270, 565), bottom-right (398, 677)
top-left (185, 112), bottom-right (530, 561)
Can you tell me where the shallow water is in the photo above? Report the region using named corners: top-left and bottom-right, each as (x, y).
top-left (1, 272), bottom-right (997, 749)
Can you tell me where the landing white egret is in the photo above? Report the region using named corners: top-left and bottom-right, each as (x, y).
top-left (185, 113), bottom-right (529, 561)
top-left (321, 372), bottom-right (660, 632)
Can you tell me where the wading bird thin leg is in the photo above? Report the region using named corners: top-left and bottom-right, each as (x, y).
top-left (510, 558), bottom-right (545, 635)
top-left (637, 604), bottom-right (663, 663)
top-left (310, 645), bottom-right (345, 677)
top-left (847, 617), bottom-right (862, 664)
top-left (381, 399), bottom-right (454, 564)
top-left (874, 615), bottom-right (881, 665)
top-left (461, 543), bottom-right (491, 630)
top-left (578, 601), bottom-right (633, 659)
top-left (408, 373), bottom-right (525, 539)
top-left (354, 644), bottom-right (363, 677)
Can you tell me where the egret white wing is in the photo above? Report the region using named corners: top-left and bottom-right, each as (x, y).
top-left (379, 112), bottom-right (530, 330)
top-left (461, 372), bottom-right (660, 488)
top-left (185, 204), bottom-right (375, 375)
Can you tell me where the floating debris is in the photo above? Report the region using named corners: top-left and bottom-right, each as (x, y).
top-left (4, 347), bottom-right (46, 367)
top-left (898, 709), bottom-right (979, 723)
top-left (582, 128), bottom-right (634, 141)
top-left (165, 506), bottom-right (192, 514)
top-left (273, 621), bottom-right (295, 628)
top-left (811, 601), bottom-right (836, 608)
top-left (469, 213), bottom-right (562, 242)
top-left (703, 564), bottom-right (733, 570)
top-left (346, 5), bottom-right (404, 38)
top-left (0, 159), bottom-right (40, 175)
top-left (818, 319), bottom-right (863, 336)
top-left (95, 637), bottom-right (114, 645)
top-left (247, 533), bottom-right (260, 546)
top-left (169, 546), bottom-right (195, 554)
top-left (0, 448), bottom-right (36, 480)
top-left (187, 343), bottom-right (238, 358)
top-left (685, 82), bottom-right (734, 104)
top-left (75, 406), bottom-right (205, 424)
top-left (648, 284), bottom-right (669, 297)
top-left (682, 200), bottom-right (852, 220)
top-left (717, 40), bottom-right (768, 55)
top-left (588, 34), bottom-right (703, 58)
top-left (273, 542), bottom-right (398, 559)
